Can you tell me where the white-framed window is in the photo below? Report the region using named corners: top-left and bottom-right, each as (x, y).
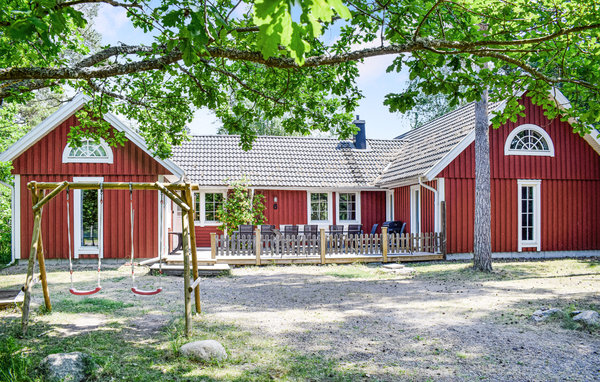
top-left (504, 124), bottom-right (554, 157)
top-left (73, 176), bottom-right (104, 258)
top-left (307, 191), bottom-right (333, 225)
top-left (410, 185), bottom-right (421, 234)
top-left (337, 192), bottom-right (360, 223)
top-left (194, 190), bottom-right (226, 226)
top-left (62, 139), bottom-right (114, 163)
top-left (386, 190), bottom-right (394, 221)
top-left (517, 180), bottom-right (541, 251)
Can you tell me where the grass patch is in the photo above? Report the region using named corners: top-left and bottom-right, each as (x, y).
top-left (0, 335), bottom-right (41, 382)
top-left (323, 264), bottom-right (395, 279)
top-left (53, 297), bottom-right (133, 314)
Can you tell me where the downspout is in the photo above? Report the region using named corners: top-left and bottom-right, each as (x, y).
top-left (418, 177), bottom-right (440, 233)
top-left (0, 180), bottom-right (16, 266)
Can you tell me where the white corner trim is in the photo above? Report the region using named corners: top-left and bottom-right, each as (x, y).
top-left (307, 191), bottom-right (333, 227)
top-left (504, 124), bottom-right (555, 157)
top-left (410, 185), bottom-right (421, 234)
top-left (437, 178), bottom-right (445, 203)
top-left (517, 179), bottom-right (541, 252)
top-left (14, 175), bottom-right (21, 260)
top-left (62, 138), bottom-right (114, 164)
top-left (0, 93), bottom-right (185, 178)
top-left (336, 191), bottom-right (361, 224)
top-left (386, 190), bottom-right (394, 221)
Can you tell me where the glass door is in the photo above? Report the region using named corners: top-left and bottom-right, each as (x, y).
top-left (73, 177), bottom-right (103, 257)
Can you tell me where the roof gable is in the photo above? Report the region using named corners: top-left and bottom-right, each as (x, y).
top-left (0, 93), bottom-right (184, 177)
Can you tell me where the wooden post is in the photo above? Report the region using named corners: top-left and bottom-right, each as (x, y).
top-left (210, 233), bottom-right (217, 260)
top-left (34, 189), bottom-right (51, 312)
top-left (381, 227), bottom-right (388, 263)
top-left (319, 228), bottom-right (326, 264)
top-left (22, 189), bottom-right (41, 335)
top-left (183, 185), bottom-right (201, 314)
top-left (181, 206), bottom-right (193, 337)
top-left (440, 200), bottom-right (447, 258)
top-left (255, 228), bottom-right (261, 265)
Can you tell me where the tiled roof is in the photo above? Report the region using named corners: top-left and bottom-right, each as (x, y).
top-left (376, 101), bottom-right (504, 186)
top-left (172, 135), bottom-right (404, 188)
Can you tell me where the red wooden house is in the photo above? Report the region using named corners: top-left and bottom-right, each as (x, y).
top-left (2, 89), bottom-right (599, 261)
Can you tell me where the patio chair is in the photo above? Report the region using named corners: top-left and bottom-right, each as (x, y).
top-left (370, 223), bottom-right (379, 235)
top-left (329, 225), bottom-right (344, 236)
top-left (303, 224), bottom-right (318, 238)
top-left (238, 224), bottom-right (255, 238)
top-left (283, 225), bottom-right (299, 237)
top-left (261, 224), bottom-right (276, 238)
top-left (347, 224), bottom-right (363, 236)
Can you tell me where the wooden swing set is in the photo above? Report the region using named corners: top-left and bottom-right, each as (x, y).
top-left (21, 180), bottom-right (202, 337)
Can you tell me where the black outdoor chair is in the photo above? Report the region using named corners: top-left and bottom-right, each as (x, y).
top-left (261, 224), bottom-right (276, 238)
top-left (303, 224), bottom-right (318, 237)
top-left (382, 221), bottom-right (406, 235)
top-left (347, 224), bottom-right (363, 236)
top-left (329, 225), bottom-right (344, 236)
top-left (283, 225), bottom-right (299, 237)
top-left (238, 224), bottom-right (255, 237)
top-left (370, 223), bottom-right (379, 235)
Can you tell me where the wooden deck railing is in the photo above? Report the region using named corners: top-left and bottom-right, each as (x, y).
top-left (210, 227), bottom-right (445, 265)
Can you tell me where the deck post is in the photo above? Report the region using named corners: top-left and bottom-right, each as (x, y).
top-left (440, 201), bottom-right (447, 258)
top-left (33, 189), bottom-right (51, 312)
top-left (319, 228), bottom-right (326, 264)
top-left (381, 227), bottom-right (388, 263)
top-left (255, 228), bottom-right (261, 265)
top-left (210, 233), bottom-right (217, 259)
top-left (183, 185), bottom-right (201, 314)
top-left (181, 204), bottom-right (193, 337)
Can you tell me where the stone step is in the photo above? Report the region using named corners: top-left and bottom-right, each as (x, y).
top-left (149, 263), bottom-right (230, 277)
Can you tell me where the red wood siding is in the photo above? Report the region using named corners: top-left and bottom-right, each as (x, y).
top-left (393, 181), bottom-right (437, 234)
top-left (15, 115), bottom-right (170, 259)
top-left (360, 191), bottom-right (386, 234)
top-left (12, 114), bottom-right (169, 176)
top-left (257, 190), bottom-right (308, 226)
top-left (440, 96), bottom-right (600, 253)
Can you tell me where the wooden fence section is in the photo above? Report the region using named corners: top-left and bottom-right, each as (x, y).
top-left (211, 228), bottom-right (445, 265)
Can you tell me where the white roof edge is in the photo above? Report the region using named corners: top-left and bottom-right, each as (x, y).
top-left (423, 130), bottom-right (476, 181)
top-left (0, 93), bottom-right (185, 177)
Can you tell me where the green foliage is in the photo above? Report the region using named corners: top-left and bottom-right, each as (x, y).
top-left (216, 179), bottom-right (266, 234)
top-left (0, 336), bottom-right (38, 382)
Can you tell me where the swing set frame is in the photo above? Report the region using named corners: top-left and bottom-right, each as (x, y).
top-left (21, 180), bottom-right (202, 337)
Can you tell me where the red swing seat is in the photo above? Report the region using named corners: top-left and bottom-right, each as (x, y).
top-left (69, 286), bottom-right (102, 296)
top-left (131, 287), bottom-right (163, 296)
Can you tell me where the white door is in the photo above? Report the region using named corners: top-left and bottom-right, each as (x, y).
top-left (73, 177), bottom-right (103, 258)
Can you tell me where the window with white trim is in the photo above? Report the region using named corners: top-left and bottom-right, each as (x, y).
top-left (194, 192), bottom-right (225, 223)
top-left (62, 139), bottom-right (113, 163)
top-left (517, 180), bottom-right (541, 251)
top-left (505, 124), bottom-right (554, 157)
top-left (338, 192), bottom-right (357, 222)
top-left (310, 193), bottom-right (329, 221)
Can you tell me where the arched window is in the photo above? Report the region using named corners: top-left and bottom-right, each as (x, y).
top-left (62, 139), bottom-right (113, 163)
top-left (504, 124), bottom-right (554, 157)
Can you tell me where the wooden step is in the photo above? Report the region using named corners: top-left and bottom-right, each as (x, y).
top-left (149, 263), bottom-right (230, 277)
top-left (164, 254), bottom-right (217, 265)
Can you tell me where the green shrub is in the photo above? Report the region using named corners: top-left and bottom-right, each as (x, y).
top-left (0, 336), bottom-right (37, 382)
top-left (0, 183), bottom-right (12, 265)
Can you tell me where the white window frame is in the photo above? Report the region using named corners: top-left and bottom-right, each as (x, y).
top-left (517, 179), bottom-right (541, 251)
top-left (73, 176), bottom-right (103, 258)
top-left (194, 190), bottom-right (227, 226)
top-left (504, 124), bottom-right (555, 157)
top-left (410, 185), bottom-right (421, 234)
top-left (386, 190), bottom-right (394, 221)
top-left (62, 138), bottom-right (114, 163)
top-left (336, 191), bottom-right (361, 224)
top-left (307, 191), bottom-right (333, 227)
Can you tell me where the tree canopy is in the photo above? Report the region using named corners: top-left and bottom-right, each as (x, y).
top-left (1, 0), bottom-right (599, 156)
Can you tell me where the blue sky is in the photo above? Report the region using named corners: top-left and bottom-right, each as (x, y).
top-left (93, 4), bottom-right (412, 140)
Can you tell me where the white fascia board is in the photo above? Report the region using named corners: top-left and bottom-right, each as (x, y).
top-left (423, 130), bottom-right (475, 181)
top-left (0, 93), bottom-right (87, 162)
top-left (378, 176), bottom-right (420, 189)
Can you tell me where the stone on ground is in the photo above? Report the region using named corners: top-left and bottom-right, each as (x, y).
top-left (531, 308), bottom-right (561, 322)
top-left (39, 352), bottom-right (94, 382)
top-left (382, 263), bottom-right (405, 269)
top-left (180, 340), bottom-right (227, 362)
top-left (572, 310), bottom-right (600, 325)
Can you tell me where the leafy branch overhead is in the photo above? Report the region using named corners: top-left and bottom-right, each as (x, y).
top-left (1, 0), bottom-right (599, 157)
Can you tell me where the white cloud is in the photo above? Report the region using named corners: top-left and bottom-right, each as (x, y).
top-left (93, 4), bottom-right (129, 41)
top-left (187, 108), bottom-right (222, 135)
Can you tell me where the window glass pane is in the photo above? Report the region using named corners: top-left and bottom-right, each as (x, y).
top-left (510, 129), bottom-right (550, 152)
top-left (204, 193), bottom-right (223, 222)
top-left (194, 193), bottom-right (201, 221)
top-left (81, 190), bottom-right (98, 247)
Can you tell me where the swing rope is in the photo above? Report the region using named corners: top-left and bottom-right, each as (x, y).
top-left (67, 184), bottom-right (102, 296)
top-left (130, 183), bottom-right (162, 296)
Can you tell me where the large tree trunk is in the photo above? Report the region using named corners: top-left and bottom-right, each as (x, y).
top-left (473, 88), bottom-right (493, 272)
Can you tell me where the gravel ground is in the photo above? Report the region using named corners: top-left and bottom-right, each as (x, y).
top-left (1, 260), bottom-right (599, 381)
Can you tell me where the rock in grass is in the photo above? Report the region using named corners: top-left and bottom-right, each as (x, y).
top-left (180, 340), bottom-right (227, 362)
top-left (572, 310), bottom-right (600, 325)
top-left (531, 308), bottom-right (561, 322)
top-left (39, 352), bottom-right (94, 382)
top-left (382, 263), bottom-right (405, 270)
